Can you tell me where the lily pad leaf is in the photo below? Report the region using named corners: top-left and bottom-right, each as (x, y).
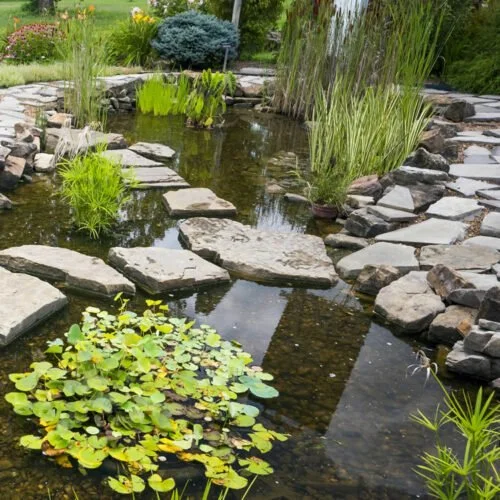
top-left (67, 324), bottom-right (85, 344)
top-left (238, 375), bottom-right (279, 399)
top-left (14, 372), bottom-right (40, 392)
top-left (148, 474), bottom-right (175, 493)
top-left (85, 426), bottom-right (100, 435)
top-left (239, 457), bottom-right (274, 475)
top-left (20, 435), bottom-right (43, 450)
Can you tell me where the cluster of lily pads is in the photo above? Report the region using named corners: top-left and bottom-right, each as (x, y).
top-left (5, 298), bottom-right (287, 495)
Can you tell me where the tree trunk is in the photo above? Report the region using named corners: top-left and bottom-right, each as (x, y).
top-left (38, 0), bottom-right (55, 13)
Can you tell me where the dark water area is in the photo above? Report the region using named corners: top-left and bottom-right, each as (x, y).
top-left (0, 109), bottom-right (476, 499)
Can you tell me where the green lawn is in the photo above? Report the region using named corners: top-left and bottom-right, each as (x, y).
top-left (0, 0), bottom-right (149, 31)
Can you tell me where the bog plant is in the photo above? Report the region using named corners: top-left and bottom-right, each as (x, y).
top-left (5, 300), bottom-right (286, 496)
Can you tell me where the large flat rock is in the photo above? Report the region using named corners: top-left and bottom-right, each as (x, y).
top-left (446, 178), bottom-right (498, 197)
top-left (45, 128), bottom-right (127, 154)
top-left (375, 218), bottom-right (466, 247)
top-left (336, 242), bottom-right (418, 280)
top-left (426, 196), bottom-right (483, 220)
top-left (481, 212), bottom-right (500, 238)
top-left (463, 236), bottom-right (500, 251)
top-left (374, 271), bottom-right (445, 334)
top-left (449, 164), bottom-right (500, 183)
top-left (419, 244), bottom-right (499, 272)
top-left (367, 205), bottom-right (418, 222)
top-left (125, 167), bottom-right (190, 189)
top-left (0, 245), bottom-right (135, 298)
top-left (163, 188), bottom-right (237, 217)
top-left (108, 247), bottom-right (230, 295)
top-left (178, 218), bottom-right (337, 287)
top-left (102, 149), bottom-right (163, 168)
top-left (129, 142), bottom-right (175, 162)
top-left (0, 268), bottom-right (67, 346)
top-left (377, 185), bottom-right (415, 212)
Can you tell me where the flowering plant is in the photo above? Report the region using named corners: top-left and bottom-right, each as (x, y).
top-left (148, 0), bottom-right (205, 17)
top-left (130, 7), bottom-right (156, 24)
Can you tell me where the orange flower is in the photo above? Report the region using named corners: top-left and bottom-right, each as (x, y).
top-left (88, 5), bottom-right (95, 13)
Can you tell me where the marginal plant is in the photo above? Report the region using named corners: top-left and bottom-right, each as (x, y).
top-left (5, 300), bottom-right (286, 495)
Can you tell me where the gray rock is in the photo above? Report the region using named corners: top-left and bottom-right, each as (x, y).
top-left (448, 273), bottom-right (499, 308)
top-left (354, 264), bottom-right (401, 296)
top-left (464, 145), bottom-right (491, 157)
top-left (102, 149), bottom-right (163, 168)
top-left (465, 113), bottom-right (500, 122)
top-left (125, 167), bottom-right (190, 189)
top-left (428, 305), bottom-right (477, 346)
top-left (0, 267), bottom-right (67, 346)
top-left (0, 145), bottom-right (11, 168)
top-left (108, 247), bottom-right (230, 295)
top-left (375, 219), bottom-right (466, 247)
top-left (409, 183), bottom-right (446, 212)
top-left (405, 147), bottom-right (449, 172)
top-left (374, 271), bottom-right (445, 334)
top-left (463, 236), bottom-right (500, 251)
top-left (346, 194), bottom-right (374, 209)
top-left (446, 341), bottom-right (491, 379)
top-left (446, 178), bottom-right (498, 197)
top-left (324, 233), bottom-right (368, 250)
top-left (0, 193), bottom-right (12, 210)
top-left (0, 245), bottom-right (135, 298)
top-left (367, 205), bottom-right (418, 222)
top-left (481, 212), bottom-right (500, 238)
top-left (478, 287), bottom-right (500, 323)
top-left (478, 319), bottom-right (500, 332)
top-left (178, 218), bottom-right (338, 288)
top-left (163, 188), bottom-right (237, 217)
top-left (345, 209), bottom-right (398, 238)
top-left (444, 100), bottom-right (475, 122)
top-left (347, 175), bottom-right (383, 198)
top-left (45, 128), bottom-right (127, 155)
top-left (449, 163), bottom-right (500, 182)
top-left (464, 155), bottom-right (496, 164)
top-left (419, 129), bottom-right (445, 153)
top-left (484, 334), bottom-right (500, 358)
top-left (266, 183), bottom-right (286, 195)
top-left (336, 242), bottom-right (418, 280)
top-left (129, 142), bottom-right (176, 162)
top-left (427, 264), bottom-right (474, 300)
top-left (389, 166), bottom-right (449, 186)
top-left (478, 199), bottom-right (500, 211)
top-left (431, 119), bottom-right (459, 138)
top-left (451, 136), bottom-right (500, 146)
top-left (464, 327), bottom-right (495, 353)
top-left (33, 153), bottom-right (55, 173)
top-left (377, 185), bottom-right (415, 212)
top-left (9, 141), bottom-right (37, 159)
top-left (419, 244), bottom-right (499, 271)
top-left (0, 156), bottom-right (25, 190)
top-left (426, 197), bottom-right (483, 220)
top-left (47, 113), bottom-right (73, 128)
top-left (477, 189), bottom-right (500, 201)
top-left (284, 193), bottom-right (309, 204)
top-left (491, 378), bottom-right (500, 390)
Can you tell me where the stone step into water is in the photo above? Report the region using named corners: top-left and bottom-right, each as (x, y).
top-left (108, 247), bottom-right (230, 295)
top-left (129, 142), bottom-right (176, 162)
top-left (419, 244), bottom-right (499, 272)
top-left (125, 167), bottom-right (190, 189)
top-left (163, 188), bottom-right (237, 217)
top-left (336, 242), bottom-right (418, 280)
top-left (425, 196), bottom-right (483, 220)
top-left (178, 218), bottom-right (337, 288)
top-left (102, 149), bottom-right (163, 168)
top-left (0, 245), bottom-right (135, 298)
top-left (0, 267), bottom-right (67, 346)
top-left (375, 218), bottom-right (466, 247)
top-left (449, 164), bottom-right (500, 183)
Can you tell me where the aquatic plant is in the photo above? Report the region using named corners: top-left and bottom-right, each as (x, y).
top-left (410, 352), bottom-right (500, 500)
top-left (5, 300), bottom-right (286, 495)
top-left (59, 146), bottom-right (131, 238)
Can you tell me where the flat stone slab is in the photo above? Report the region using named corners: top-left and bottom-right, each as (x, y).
top-left (324, 234), bottom-right (368, 250)
top-left (108, 247), bottom-right (230, 295)
top-left (163, 188), bottom-right (236, 217)
top-left (374, 271), bottom-right (445, 334)
top-left (0, 267), bottom-right (67, 346)
top-left (33, 153), bottom-right (55, 173)
top-left (481, 212), bottom-right (500, 238)
top-left (0, 245), bottom-right (135, 298)
top-left (477, 189), bottom-right (500, 201)
top-left (375, 218), bottom-right (466, 247)
top-left (466, 113), bottom-right (500, 122)
top-left (446, 178), bottom-right (498, 197)
top-left (367, 205), bottom-right (418, 222)
top-left (377, 185), bottom-right (415, 212)
top-left (463, 236), bottom-right (500, 251)
top-left (391, 166), bottom-right (449, 185)
top-left (102, 149), bottom-right (163, 168)
top-left (449, 164), bottom-right (500, 183)
top-left (478, 199), bottom-right (500, 211)
top-left (450, 135), bottom-right (500, 145)
top-left (419, 244), bottom-right (499, 272)
top-left (178, 218), bottom-right (337, 287)
top-left (336, 242), bottom-right (418, 280)
top-left (45, 128), bottom-right (127, 154)
top-left (426, 197), bottom-right (483, 220)
top-left (129, 142), bottom-right (175, 162)
top-left (125, 167), bottom-right (190, 189)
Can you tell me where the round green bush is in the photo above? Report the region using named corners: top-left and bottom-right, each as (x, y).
top-left (151, 11), bottom-right (239, 69)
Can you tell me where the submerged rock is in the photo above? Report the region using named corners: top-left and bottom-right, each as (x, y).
top-left (178, 217), bottom-right (337, 288)
top-left (0, 156), bottom-right (25, 190)
top-left (0, 193), bottom-right (12, 209)
top-left (102, 149), bottom-right (163, 168)
top-left (129, 142), bottom-right (175, 162)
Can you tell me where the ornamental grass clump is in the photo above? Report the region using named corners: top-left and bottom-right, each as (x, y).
top-left (5, 299), bottom-right (286, 496)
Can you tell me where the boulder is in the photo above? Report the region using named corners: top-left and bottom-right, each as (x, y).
top-left (324, 233), bottom-right (368, 250)
top-left (419, 129), bottom-right (445, 153)
top-left (478, 319), bottom-right (500, 332)
top-left (33, 153), bottom-right (55, 173)
top-left (0, 156), bottom-right (25, 190)
top-left (108, 247), bottom-right (230, 295)
top-left (8, 141), bottom-right (37, 159)
top-left (374, 271), bottom-right (445, 334)
top-left (444, 100), bottom-right (475, 122)
top-left (163, 188), bottom-right (237, 217)
top-left (348, 175), bottom-right (383, 199)
top-left (0, 245), bottom-right (135, 298)
top-left (484, 334), bottom-right (500, 358)
top-left (427, 264), bottom-right (475, 300)
top-left (430, 119), bottom-right (459, 139)
top-left (0, 193), bottom-right (12, 209)
top-left (446, 341), bottom-right (491, 379)
top-left (409, 183), bottom-right (446, 212)
top-left (354, 264), bottom-right (401, 296)
top-left (0, 267), bottom-right (68, 346)
top-left (129, 142), bottom-right (176, 162)
top-left (448, 273), bottom-right (499, 308)
top-left (428, 305), bottom-right (477, 345)
top-left (477, 287), bottom-right (500, 324)
top-left (405, 147), bottom-right (449, 172)
top-left (464, 327), bottom-right (495, 353)
top-left (344, 209), bottom-right (398, 238)
top-left (45, 128), bottom-right (127, 155)
top-left (47, 113), bottom-right (73, 128)
top-left (0, 145), bottom-right (11, 169)
top-left (178, 218), bottom-right (338, 288)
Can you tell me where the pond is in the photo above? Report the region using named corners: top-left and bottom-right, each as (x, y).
top-left (0, 109), bottom-right (473, 499)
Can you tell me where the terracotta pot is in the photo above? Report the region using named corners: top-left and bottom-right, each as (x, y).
top-left (311, 202), bottom-right (339, 219)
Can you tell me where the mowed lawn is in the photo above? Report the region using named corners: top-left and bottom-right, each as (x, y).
top-left (0, 0), bottom-right (150, 31)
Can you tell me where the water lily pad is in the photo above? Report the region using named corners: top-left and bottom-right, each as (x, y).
top-left (148, 474), bottom-right (175, 493)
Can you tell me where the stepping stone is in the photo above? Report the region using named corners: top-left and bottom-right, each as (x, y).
top-left (481, 212), bottom-right (500, 238)
top-left (446, 178), bottom-right (498, 197)
top-left (0, 245), bottom-right (135, 298)
top-left (428, 305), bottom-right (477, 346)
top-left (344, 209), bottom-right (398, 237)
top-left (108, 247), bottom-right (230, 295)
top-left (178, 218), bottom-right (337, 288)
top-left (374, 271), bottom-right (445, 334)
top-left (163, 188), bottom-right (237, 217)
top-left (478, 190), bottom-right (500, 201)
top-left (484, 129), bottom-right (500, 138)
top-left (33, 153), bottom-right (55, 173)
top-left (129, 142), bottom-right (176, 162)
top-left (464, 145), bottom-right (491, 156)
top-left (449, 164), bottom-right (500, 183)
top-left (478, 199), bottom-right (500, 211)
top-left (377, 185), bottom-right (414, 212)
top-left (375, 218), bottom-right (466, 247)
top-left (448, 272), bottom-right (500, 309)
top-left (410, 183), bottom-right (446, 211)
top-left (464, 156), bottom-right (496, 165)
top-left (419, 244), bottom-right (499, 272)
top-left (336, 242), bottom-right (418, 280)
top-left (450, 135), bottom-right (500, 145)
top-left (463, 236), bottom-right (500, 251)
top-left (390, 166), bottom-right (449, 185)
top-left (126, 167), bottom-right (190, 189)
top-left (426, 197), bottom-right (483, 220)
top-left (466, 113), bottom-right (500, 123)
top-left (102, 149), bottom-right (163, 168)
top-left (367, 205), bottom-right (418, 222)
top-left (324, 233), bottom-right (368, 250)
top-left (0, 267), bottom-right (67, 346)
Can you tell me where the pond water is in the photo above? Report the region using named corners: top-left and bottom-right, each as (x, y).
top-left (0, 109), bottom-right (475, 499)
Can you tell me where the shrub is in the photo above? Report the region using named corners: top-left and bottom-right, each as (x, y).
top-left (151, 11), bottom-right (239, 69)
top-left (148, 0), bottom-right (205, 17)
top-left (5, 300), bottom-right (286, 495)
top-left (107, 9), bottom-right (159, 67)
top-left (2, 23), bottom-right (62, 64)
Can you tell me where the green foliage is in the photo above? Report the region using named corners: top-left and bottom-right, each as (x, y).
top-left (5, 300), bottom-right (286, 495)
top-left (149, 0), bottom-right (206, 18)
top-left (59, 147), bottom-right (131, 238)
top-left (151, 11), bottom-right (239, 69)
top-left (22, 0), bottom-right (60, 15)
